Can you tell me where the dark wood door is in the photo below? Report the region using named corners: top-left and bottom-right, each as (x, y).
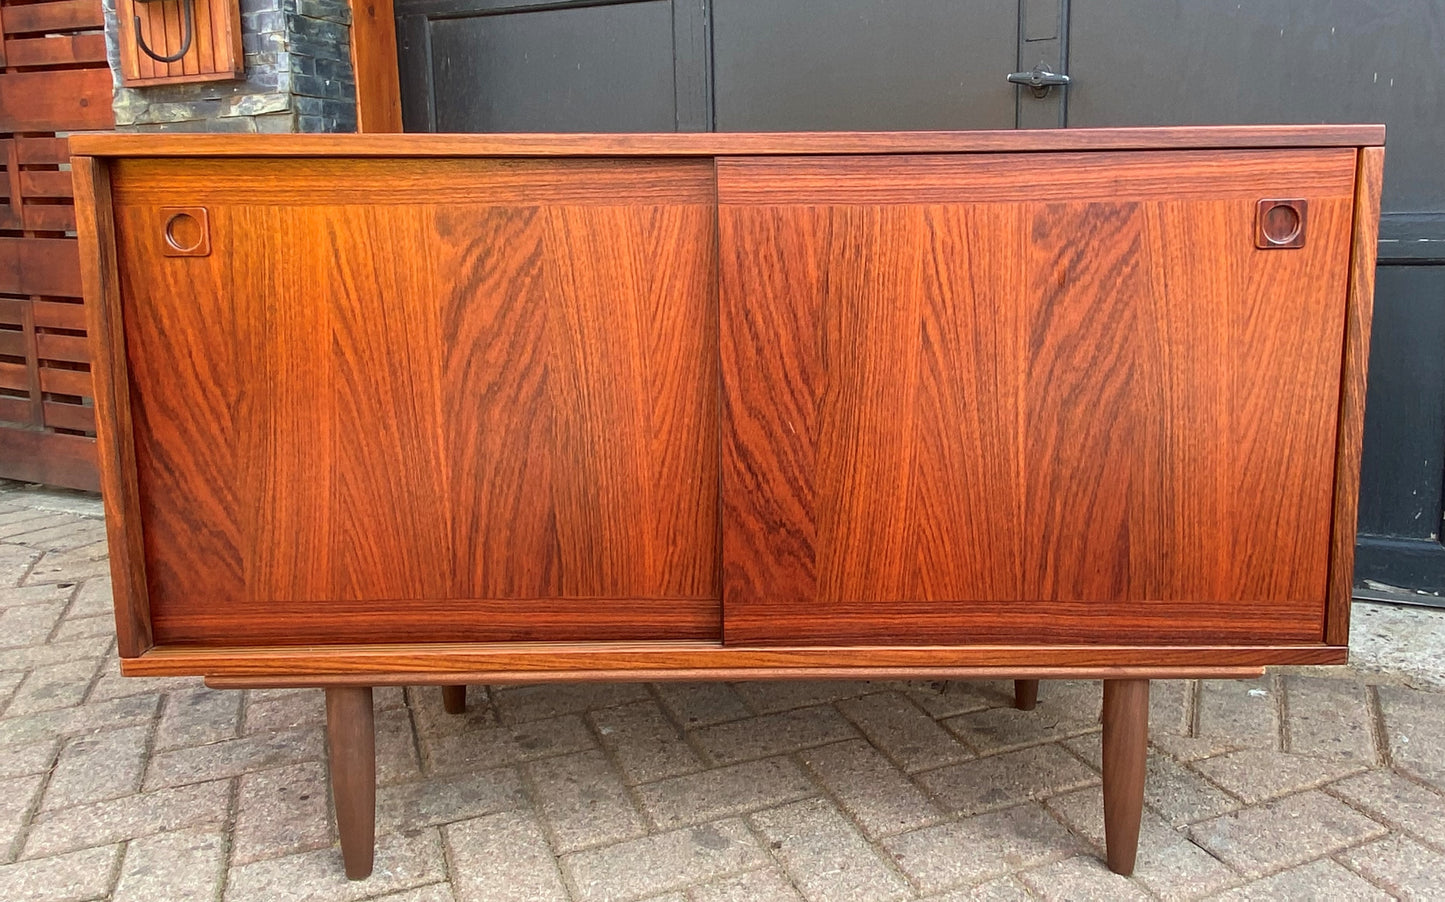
top-left (111, 157), bottom-right (720, 646)
top-left (718, 149), bottom-right (1358, 645)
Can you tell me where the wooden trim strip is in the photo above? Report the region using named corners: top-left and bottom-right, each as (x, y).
top-left (1326, 146), bottom-right (1386, 646)
top-left (205, 665), bottom-right (1270, 689)
top-left (69, 125), bottom-right (1386, 159)
top-left (72, 157), bottom-right (153, 657)
top-left (715, 149), bottom-right (1356, 205)
top-left (123, 642), bottom-right (1348, 678)
top-left (111, 157), bottom-right (719, 206)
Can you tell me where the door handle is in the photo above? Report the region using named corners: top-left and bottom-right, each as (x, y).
top-left (1007, 64), bottom-right (1072, 98)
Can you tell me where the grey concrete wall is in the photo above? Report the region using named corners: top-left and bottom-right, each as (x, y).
top-left (103, 0), bottom-right (357, 133)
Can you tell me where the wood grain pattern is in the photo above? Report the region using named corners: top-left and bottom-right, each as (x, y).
top-left (115, 639), bottom-right (1343, 679)
top-left (68, 125), bottom-right (1387, 159)
top-left (349, 0), bottom-right (402, 133)
top-left (110, 158), bottom-right (718, 207)
top-left (717, 150), bottom-right (1357, 205)
top-left (113, 158), bottom-right (719, 646)
top-left (721, 150), bottom-right (1356, 645)
top-left (1102, 679), bottom-right (1150, 875)
top-left (1326, 147), bottom-right (1386, 645)
top-left (72, 157), bottom-right (151, 655)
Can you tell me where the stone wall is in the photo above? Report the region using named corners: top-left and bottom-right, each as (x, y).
top-left (103, 0), bottom-right (358, 133)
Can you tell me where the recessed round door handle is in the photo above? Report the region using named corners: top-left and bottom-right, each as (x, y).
top-left (1007, 65), bottom-right (1072, 98)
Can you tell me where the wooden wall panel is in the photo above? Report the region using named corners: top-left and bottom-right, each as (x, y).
top-left (114, 159), bottom-right (720, 646)
top-left (720, 150), bottom-right (1355, 645)
top-left (0, 0), bottom-right (111, 491)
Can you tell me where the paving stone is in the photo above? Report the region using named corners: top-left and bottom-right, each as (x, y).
top-left (1196, 678), bottom-right (1279, 751)
top-left (0, 843), bottom-right (120, 902)
top-left (637, 756), bottom-right (815, 830)
top-left (917, 743), bottom-right (1098, 816)
top-left (0, 513), bottom-right (74, 541)
top-left (1148, 679), bottom-right (1194, 736)
top-left (377, 706), bottom-right (425, 786)
top-left (41, 724), bottom-right (149, 810)
top-left (836, 691), bottom-right (973, 772)
top-left (1019, 855), bottom-right (1151, 901)
top-left (1188, 790), bottom-right (1387, 877)
top-left (0, 740), bottom-right (57, 778)
top-left (1141, 753), bottom-right (1240, 826)
top-left (378, 766), bottom-right (528, 834)
top-left (1210, 858), bottom-right (1390, 901)
top-left (1328, 768), bottom-right (1445, 842)
top-left (590, 699), bottom-right (704, 784)
top-left (87, 669), bottom-right (187, 703)
top-left (692, 705), bottom-right (857, 765)
top-left (5, 659), bottom-right (98, 715)
top-left (0, 582), bottom-right (74, 608)
top-left (112, 827), bottom-right (227, 902)
top-left (1336, 833), bottom-right (1445, 901)
top-left (49, 613), bottom-right (116, 643)
top-left (1044, 786), bottom-right (1238, 901)
top-left (1282, 675), bottom-right (1377, 762)
top-left (409, 685), bottom-right (501, 739)
top-left (144, 725), bottom-right (325, 789)
top-left (233, 760), bottom-right (333, 864)
top-left (155, 686), bottom-right (242, 750)
top-left (799, 739), bottom-right (942, 839)
top-left (0, 635), bottom-right (110, 674)
top-left (0, 545), bottom-right (39, 587)
top-left (243, 687), bottom-right (325, 734)
top-left (446, 809), bottom-right (569, 902)
top-left (24, 778), bottom-right (231, 858)
top-left (562, 819), bottom-right (765, 902)
top-left (1191, 749), bottom-right (1370, 804)
top-left (687, 867), bottom-right (804, 902)
top-left (494, 684), bottom-right (651, 724)
top-left (904, 680), bottom-right (1009, 719)
top-left (528, 749), bottom-right (646, 852)
top-left (882, 803), bottom-right (1081, 895)
top-left (67, 577), bottom-right (113, 618)
top-left (225, 827), bottom-right (447, 902)
top-left (368, 886), bottom-right (457, 902)
top-left (0, 671), bottom-right (24, 712)
top-left (0, 601), bottom-right (65, 648)
top-left (750, 798), bottom-right (911, 902)
top-left (0, 774), bottom-right (44, 861)
top-left (944, 703), bottom-right (1099, 757)
top-left (422, 714), bottom-right (597, 777)
top-left (732, 681), bottom-right (882, 715)
top-left (23, 543), bottom-right (111, 585)
top-left (1377, 684), bottom-right (1445, 790)
top-left (8, 520), bottom-right (106, 552)
top-left (652, 683), bottom-right (751, 727)
top-left (922, 875), bottom-right (1035, 901)
top-left (1149, 731), bottom-right (1246, 764)
top-left (0, 693), bottom-right (160, 747)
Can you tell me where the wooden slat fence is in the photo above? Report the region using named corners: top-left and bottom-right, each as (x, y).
top-left (0, 0), bottom-right (111, 490)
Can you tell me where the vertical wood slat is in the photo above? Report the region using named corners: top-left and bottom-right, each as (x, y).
top-left (72, 156), bottom-right (153, 656)
top-left (117, 0), bottom-right (242, 85)
top-left (1326, 146), bottom-right (1386, 645)
top-left (352, 0), bottom-right (403, 133)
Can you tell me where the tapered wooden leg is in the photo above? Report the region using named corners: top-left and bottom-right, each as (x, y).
top-left (1101, 679), bottom-right (1149, 876)
top-left (326, 687), bottom-right (375, 880)
top-left (1014, 679), bottom-right (1039, 711)
top-left (442, 685), bottom-right (467, 714)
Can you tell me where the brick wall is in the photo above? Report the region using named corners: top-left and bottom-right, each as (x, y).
top-left (102, 0), bottom-right (358, 133)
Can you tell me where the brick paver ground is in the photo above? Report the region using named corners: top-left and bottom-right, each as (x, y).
top-left (1, 482), bottom-right (1443, 901)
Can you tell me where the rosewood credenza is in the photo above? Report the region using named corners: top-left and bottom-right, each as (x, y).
top-left (70, 126), bottom-right (1384, 880)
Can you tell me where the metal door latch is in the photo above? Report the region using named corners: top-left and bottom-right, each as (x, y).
top-left (1007, 64), bottom-right (1072, 98)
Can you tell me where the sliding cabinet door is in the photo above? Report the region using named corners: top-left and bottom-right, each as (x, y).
top-left (719, 150), bottom-right (1358, 645)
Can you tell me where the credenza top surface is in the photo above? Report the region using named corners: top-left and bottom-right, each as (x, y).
top-left (70, 124), bottom-right (1384, 159)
